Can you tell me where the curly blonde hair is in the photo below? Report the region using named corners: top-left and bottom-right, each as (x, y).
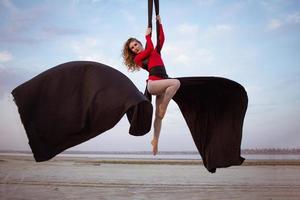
top-left (122, 38), bottom-right (142, 71)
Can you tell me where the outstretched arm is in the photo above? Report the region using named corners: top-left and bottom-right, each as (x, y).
top-left (134, 28), bottom-right (154, 66)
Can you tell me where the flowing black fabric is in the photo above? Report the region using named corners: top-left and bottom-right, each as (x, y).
top-left (172, 77), bottom-right (247, 173)
top-left (144, 76), bottom-right (247, 173)
top-left (143, 77), bottom-right (247, 173)
top-left (12, 61), bottom-right (153, 162)
top-left (12, 61), bottom-right (247, 173)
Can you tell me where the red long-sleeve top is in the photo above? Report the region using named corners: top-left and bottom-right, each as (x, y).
top-left (134, 23), bottom-right (165, 80)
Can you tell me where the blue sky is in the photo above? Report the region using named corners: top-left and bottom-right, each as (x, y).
top-left (0, 0), bottom-right (300, 152)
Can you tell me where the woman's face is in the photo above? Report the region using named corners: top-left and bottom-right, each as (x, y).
top-left (129, 40), bottom-right (143, 54)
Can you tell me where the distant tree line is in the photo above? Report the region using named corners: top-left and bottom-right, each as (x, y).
top-left (241, 148), bottom-right (300, 154)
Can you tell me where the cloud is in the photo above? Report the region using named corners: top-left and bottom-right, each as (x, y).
top-left (266, 12), bottom-right (300, 31)
top-left (286, 13), bottom-right (300, 24)
top-left (163, 23), bottom-right (222, 70)
top-left (220, 1), bottom-right (245, 19)
top-left (0, 1), bottom-right (80, 44)
top-left (177, 24), bottom-right (200, 35)
top-left (214, 24), bottom-right (233, 32)
top-left (3, 3), bottom-right (47, 32)
top-left (42, 26), bottom-right (82, 37)
top-left (163, 44), bottom-right (190, 66)
top-left (120, 9), bottom-right (136, 24)
top-left (164, 43), bottom-right (215, 69)
top-left (196, 0), bottom-right (216, 7)
top-left (70, 37), bottom-right (119, 66)
top-left (206, 24), bottom-right (234, 36)
top-left (194, 48), bottom-right (215, 64)
top-left (0, 0), bottom-right (49, 43)
top-left (267, 19), bottom-right (282, 30)
top-left (0, 51), bottom-right (13, 62)
top-left (1, 0), bottom-right (19, 14)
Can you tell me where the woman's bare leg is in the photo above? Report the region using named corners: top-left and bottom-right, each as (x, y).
top-left (151, 94), bottom-right (163, 155)
top-left (148, 79), bottom-right (180, 155)
top-left (147, 79), bottom-right (180, 119)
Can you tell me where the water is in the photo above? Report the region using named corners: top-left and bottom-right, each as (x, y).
top-left (58, 153), bottom-right (202, 160)
top-left (58, 153), bottom-right (300, 160)
top-left (1, 152), bottom-right (300, 160)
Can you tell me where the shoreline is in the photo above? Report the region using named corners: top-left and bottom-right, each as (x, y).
top-left (1, 154), bottom-right (300, 199)
top-left (1, 154), bottom-right (300, 166)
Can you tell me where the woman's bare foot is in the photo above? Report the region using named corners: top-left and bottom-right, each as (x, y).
top-left (151, 139), bottom-right (158, 155)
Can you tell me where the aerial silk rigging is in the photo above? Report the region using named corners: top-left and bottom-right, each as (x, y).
top-left (143, 0), bottom-right (248, 173)
top-left (11, 0), bottom-right (248, 173)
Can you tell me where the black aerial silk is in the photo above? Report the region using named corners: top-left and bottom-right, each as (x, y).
top-left (12, 61), bottom-right (247, 173)
top-left (12, 61), bottom-right (153, 162)
top-left (144, 76), bottom-right (247, 173)
top-left (172, 77), bottom-right (247, 173)
top-left (148, 0), bottom-right (162, 54)
top-left (146, 0), bottom-right (247, 172)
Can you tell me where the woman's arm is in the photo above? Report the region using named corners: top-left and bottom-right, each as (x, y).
top-left (134, 28), bottom-right (154, 66)
top-left (156, 15), bottom-right (165, 51)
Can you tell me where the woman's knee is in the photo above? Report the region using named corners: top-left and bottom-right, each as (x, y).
top-left (172, 79), bottom-right (181, 91)
top-left (175, 79), bottom-right (181, 89)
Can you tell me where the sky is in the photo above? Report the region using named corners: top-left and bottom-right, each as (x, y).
top-left (0, 0), bottom-right (300, 152)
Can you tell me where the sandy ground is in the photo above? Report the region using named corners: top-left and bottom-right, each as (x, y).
top-left (1, 155), bottom-right (300, 200)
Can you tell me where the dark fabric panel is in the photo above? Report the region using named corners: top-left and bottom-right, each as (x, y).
top-left (172, 77), bottom-right (248, 173)
top-left (12, 61), bottom-right (153, 161)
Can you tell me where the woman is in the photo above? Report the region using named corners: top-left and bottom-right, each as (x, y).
top-left (122, 15), bottom-right (180, 155)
